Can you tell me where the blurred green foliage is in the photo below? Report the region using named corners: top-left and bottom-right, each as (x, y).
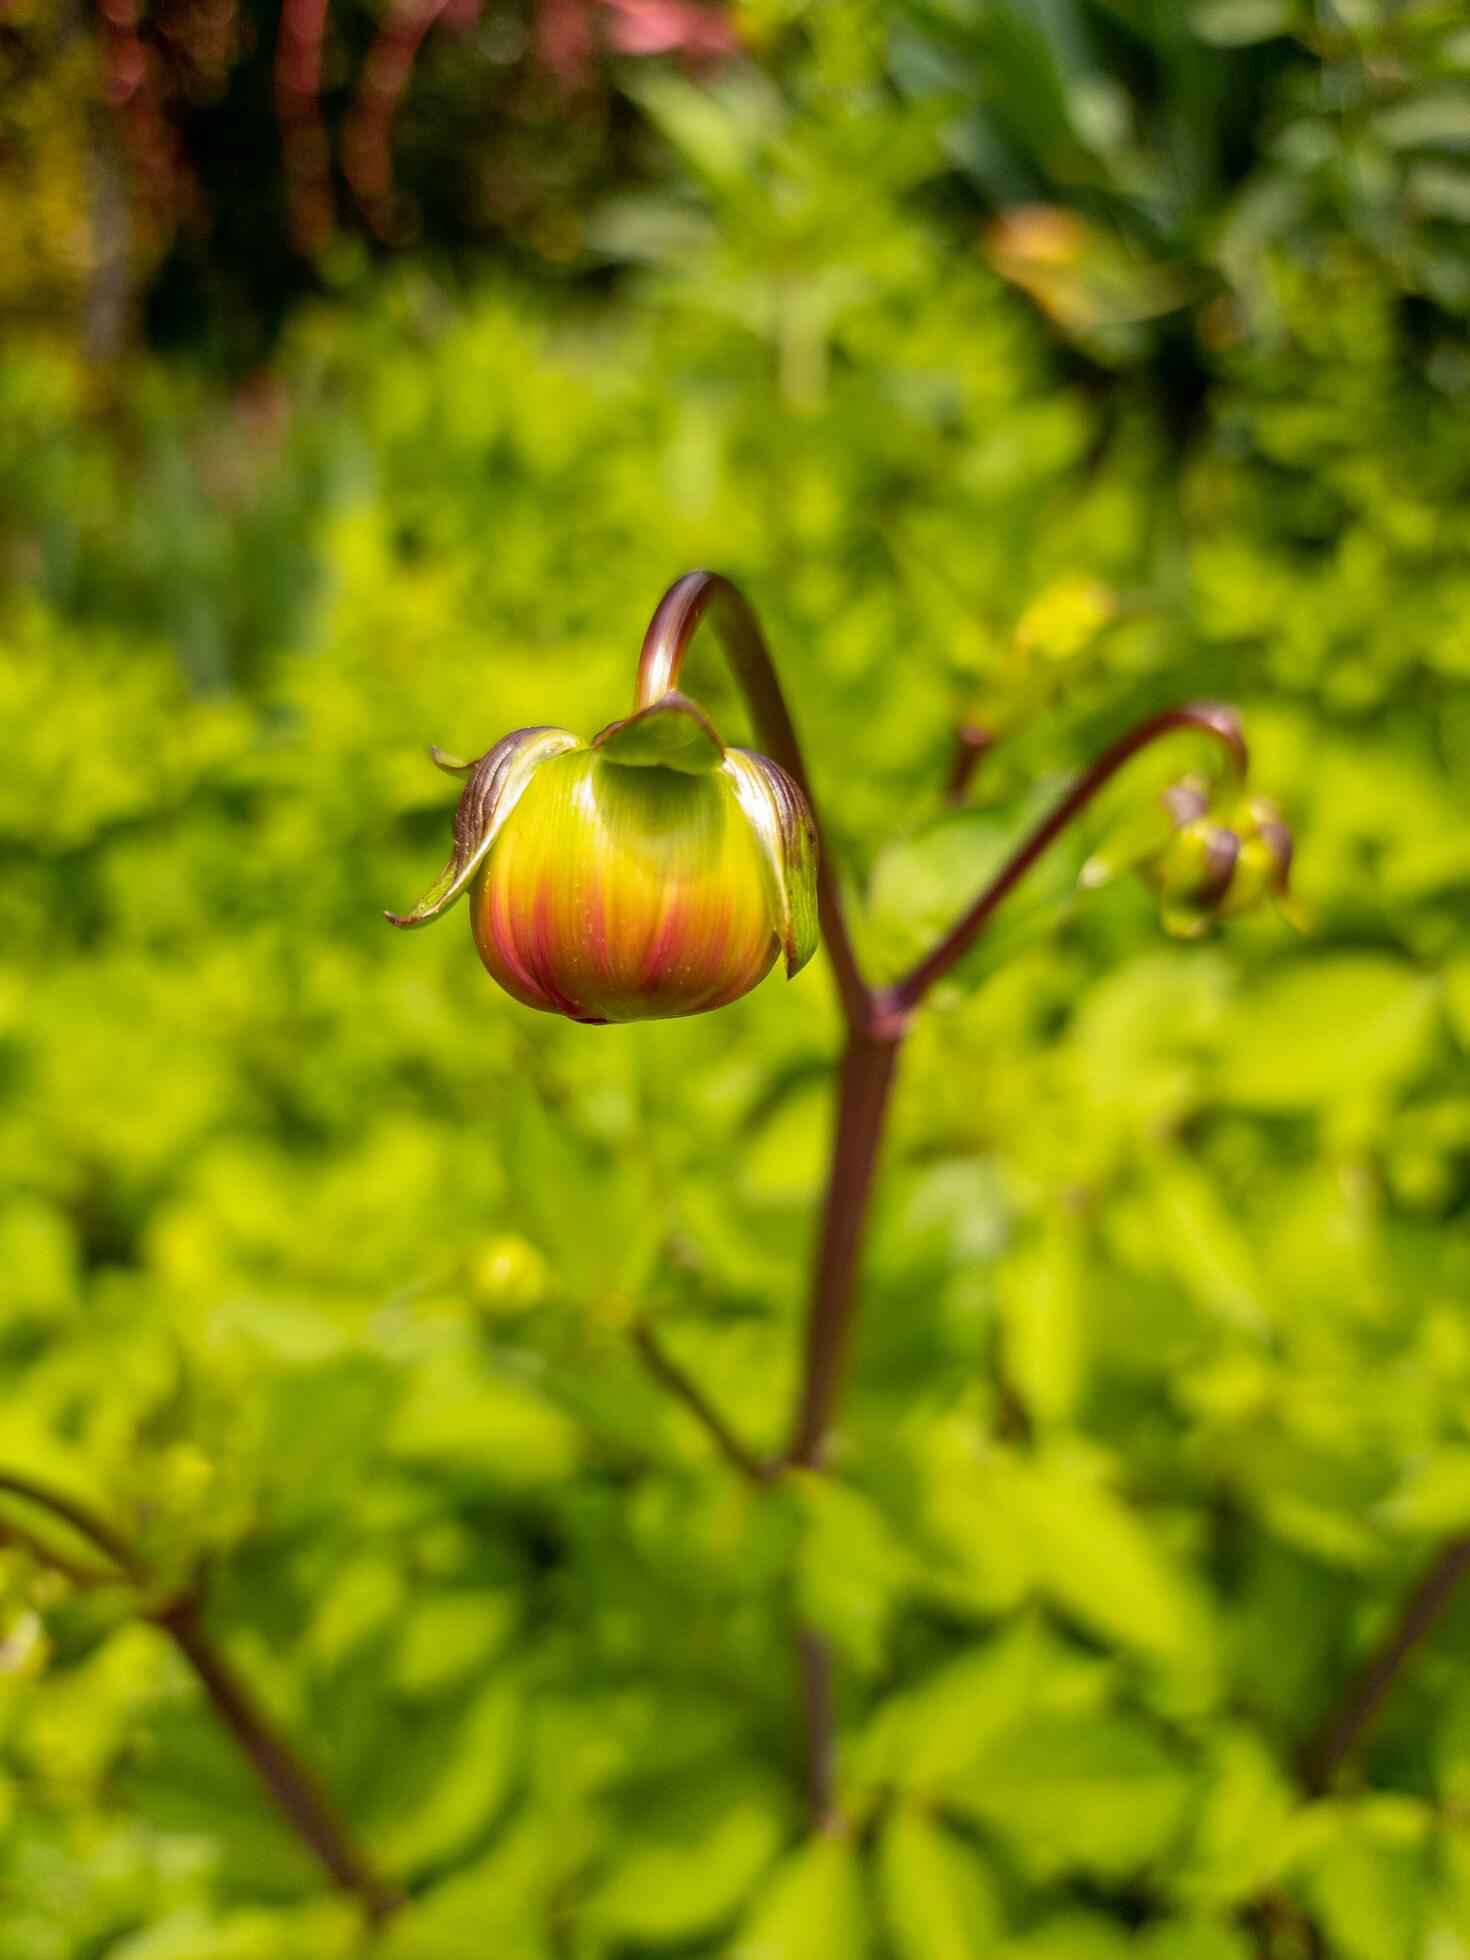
top-left (3, 1), bottom-right (1470, 1955)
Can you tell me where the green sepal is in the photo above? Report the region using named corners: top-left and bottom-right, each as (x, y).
top-left (591, 691), bottom-right (725, 773)
top-left (386, 725), bottom-right (582, 928)
top-left (722, 747), bottom-right (820, 977)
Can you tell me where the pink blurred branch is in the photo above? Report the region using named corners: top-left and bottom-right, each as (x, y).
top-left (275, 0), bottom-right (335, 253)
top-left (537, 0), bottom-right (738, 89)
top-left (95, 0), bottom-right (189, 222)
top-left (344, 0), bottom-right (479, 235)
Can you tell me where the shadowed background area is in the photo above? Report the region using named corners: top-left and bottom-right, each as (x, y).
top-left (2, 2), bottom-right (1470, 1954)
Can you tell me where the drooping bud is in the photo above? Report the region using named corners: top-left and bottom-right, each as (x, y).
top-left (388, 692), bottom-right (819, 1025)
top-left (1149, 782), bottom-right (1297, 937)
top-left (1079, 771), bottom-right (1298, 936)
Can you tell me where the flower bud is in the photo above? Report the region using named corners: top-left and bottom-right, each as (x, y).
top-left (1149, 783), bottom-right (1297, 937)
top-left (388, 692), bottom-right (819, 1025)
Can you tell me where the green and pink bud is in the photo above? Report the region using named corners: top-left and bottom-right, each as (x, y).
top-left (387, 692), bottom-right (818, 1024)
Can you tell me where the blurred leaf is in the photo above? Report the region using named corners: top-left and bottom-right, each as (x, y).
top-left (941, 1708), bottom-right (1191, 1879)
top-left (586, 1768), bottom-right (787, 1944)
top-left (1214, 958), bottom-right (1436, 1110)
top-left (734, 1831), bottom-right (869, 1960)
top-left (876, 1804), bottom-right (1004, 1960)
top-left (375, 1676), bottom-right (522, 1880)
top-left (1292, 1798), bottom-right (1434, 1960)
top-left (793, 1473), bottom-right (911, 1672)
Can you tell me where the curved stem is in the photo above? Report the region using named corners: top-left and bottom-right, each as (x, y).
top-left (638, 572), bottom-right (872, 1034)
top-left (0, 1516), bottom-right (118, 1591)
top-left (890, 702), bottom-right (1247, 1014)
top-left (0, 1471), bottom-right (399, 1924)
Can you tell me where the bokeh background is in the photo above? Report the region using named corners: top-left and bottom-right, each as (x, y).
top-left (3, 2), bottom-right (1470, 1954)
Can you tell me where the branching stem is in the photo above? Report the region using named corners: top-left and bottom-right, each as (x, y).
top-left (945, 720), bottom-right (994, 805)
top-left (890, 701), bottom-right (1247, 1013)
top-left (637, 577), bottom-right (1255, 1820)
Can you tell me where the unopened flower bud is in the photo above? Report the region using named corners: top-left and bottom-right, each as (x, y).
top-left (1149, 784), bottom-right (1297, 936)
top-left (388, 692), bottom-right (819, 1025)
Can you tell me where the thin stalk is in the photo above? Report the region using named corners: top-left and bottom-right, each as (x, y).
top-left (1301, 1533), bottom-right (1470, 1795)
top-left (0, 1517), bottom-right (117, 1591)
top-left (794, 1621), bottom-right (840, 1826)
top-left (153, 1593), bottom-right (402, 1923)
top-left (633, 1321), bottom-right (771, 1484)
top-left (0, 1474), bottom-right (399, 1924)
top-left (636, 581), bottom-right (1260, 1829)
top-left (637, 572), bottom-right (871, 1035)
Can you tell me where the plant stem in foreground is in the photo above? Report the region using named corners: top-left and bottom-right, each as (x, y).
top-left (634, 574), bottom-right (1255, 1825)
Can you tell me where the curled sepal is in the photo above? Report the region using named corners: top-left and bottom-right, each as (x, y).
top-left (722, 748), bottom-right (820, 977)
top-left (386, 726), bottom-right (581, 929)
top-left (591, 691), bottom-right (725, 774)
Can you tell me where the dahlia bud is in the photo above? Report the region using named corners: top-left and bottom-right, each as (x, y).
top-left (387, 691), bottom-right (819, 1025)
top-left (1149, 782), bottom-right (1296, 938)
top-left (1080, 772), bottom-right (1297, 937)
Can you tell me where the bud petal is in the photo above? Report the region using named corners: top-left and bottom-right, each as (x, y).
top-left (721, 748), bottom-right (820, 978)
top-left (386, 726), bottom-right (582, 928)
top-left (590, 691), bottom-right (725, 773)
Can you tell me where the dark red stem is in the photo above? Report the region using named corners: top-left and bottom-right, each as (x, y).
top-left (0, 1469), bottom-right (141, 1577)
top-left (795, 1621), bottom-right (841, 1826)
top-left (275, 0), bottom-right (335, 253)
top-left (945, 720), bottom-right (994, 805)
top-left (785, 1026), bottom-right (903, 1470)
top-left (343, 0), bottom-right (455, 232)
top-left (637, 581), bottom-right (1257, 1824)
